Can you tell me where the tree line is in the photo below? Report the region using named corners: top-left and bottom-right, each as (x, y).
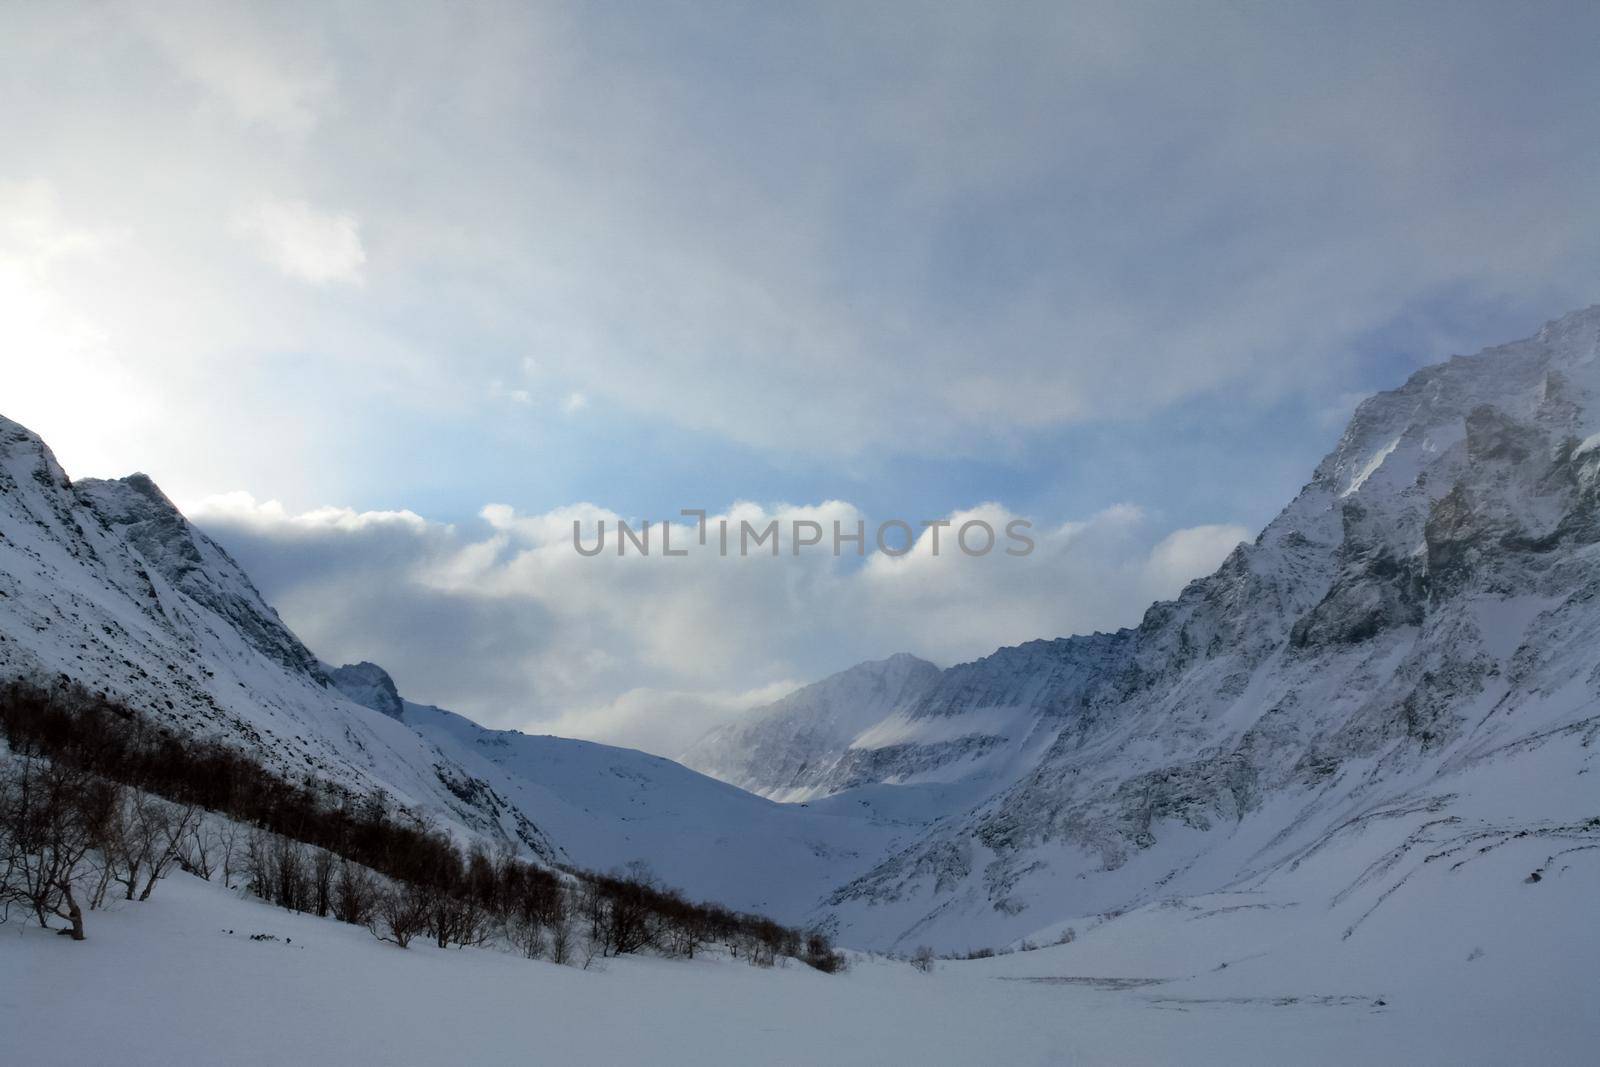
top-left (0, 676), bottom-right (845, 972)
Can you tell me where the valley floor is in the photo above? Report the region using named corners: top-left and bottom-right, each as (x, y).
top-left (5, 861), bottom-right (1595, 1066)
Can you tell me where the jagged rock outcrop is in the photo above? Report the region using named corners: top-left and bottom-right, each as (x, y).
top-left (327, 661), bottom-right (406, 720)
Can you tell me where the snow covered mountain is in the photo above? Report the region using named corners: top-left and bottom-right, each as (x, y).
top-left (0, 421), bottom-right (903, 921)
top-left (686, 306), bottom-right (1600, 954)
top-left (326, 668), bottom-right (910, 918)
top-left (0, 428), bottom-right (550, 848)
top-left (5, 305), bottom-right (1599, 963)
top-left (680, 652), bottom-right (941, 801)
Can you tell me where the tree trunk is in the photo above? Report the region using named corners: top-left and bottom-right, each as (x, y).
top-left (58, 882), bottom-right (86, 941)
top-left (90, 863), bottom-right (113, 910)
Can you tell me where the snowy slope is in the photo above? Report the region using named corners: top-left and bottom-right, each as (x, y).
top-left (6, 857), bottom-right (1597, 1066)
top-left (680, 653), bottom-right (942, 801)
top-left (813, 305), bottom-right (1600, 950)
top-left (0, 421), bottom-right (556, 855)
top-left (5, 306), bottom-right (1600, 964)
top-left (0, 417), bottom-right (899, 920)
top-left (340, 675), bottom-right (909, 919)
top-left (685, 629), bottom-right (1149, 817)
top-left (676, 306), bottom-right (1600, 952)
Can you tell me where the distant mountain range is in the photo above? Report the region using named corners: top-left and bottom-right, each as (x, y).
top-left (5, 305), bottom-right (1599, 954)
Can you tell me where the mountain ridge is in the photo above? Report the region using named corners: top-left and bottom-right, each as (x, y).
top-left (680, 652), bottom-right (942, 801)
top-left (812, 304), bottom-right (1600, 948)
top-left (676, 305), bottom-right (1600, 950)
top-left (3, 305), bottom-right (1598, 953)
top-left (0, 419), bottom-right (903, 922)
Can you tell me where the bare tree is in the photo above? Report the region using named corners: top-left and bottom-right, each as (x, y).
top-left (177, 816), bottom-right (219, 881)
top-left (428, 892), bottom-right (489, 949)
top-left (658, 890), bottom-right (708, 959)
top-left (2, 681), bottom-right (856, 976)
top-left (370, 884), bottom-right (429, 948)
top-left (332, 860), bottom-right (379, 926)
top-left (547, 916), bottom-right (574, 966)
top-left (375, 892), bottom-right (422, 949)
top-left (596, 867), bottom-right (656, 956)
top-left (579, 927), bottom-right (601, 970)
top-left (137, 799), bottom-right (199, 901)
top-left (911, 945), bottom-right (936, 973)
top-left (216, 821), bottom-right (242, 890)
top-left (85, 785), bottom-right (128, 911)
top-left (507, 912), bottom-right (545, 960)
top-left (310, 848), bottom-right (336, 917)
top-left (242, 829), bottom-right (275, 901)
top-left (0, 753), bottom-right (115, 940)
top-left (269, 835), bottom-right (310, 911)
top-left (804, 929), bottom-right (847, 973)
top-left (108, 792), bottom-right (155, 901)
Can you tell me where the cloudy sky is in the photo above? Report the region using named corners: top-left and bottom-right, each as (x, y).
top-left (5, 1), bottom-right (1599, 755)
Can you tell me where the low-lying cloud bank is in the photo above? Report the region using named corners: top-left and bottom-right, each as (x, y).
top-left (192, 493), bottom-right (1245, 758)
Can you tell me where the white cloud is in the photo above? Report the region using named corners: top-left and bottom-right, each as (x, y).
top-left (192, 492), bottom-right (1246, 756)
top-left (2, 1), bottom-right (1592, 755)
top-left (4, 1), bottom-right (1599, 511)
top-left (234, 199), bottom-right (366, 284)
top-left (1143, 524), bottom-right (1252, 594)
top-left (1318, 390), bottom-right (1373, 430)
top-left (0, 181), bottom-right (158, 484)
top-left (851, 503), bottom-right (1246, 664)
top-left (132, 0), bottom-right (333, 135)
top-left (538, 681), bottom-right (801, 757)
top-left (561, 392), bottom-right (589, 414)
top-left (189, 490), bottom-right (428, 535)
top-left (489, 380), bottom-right (534, 406)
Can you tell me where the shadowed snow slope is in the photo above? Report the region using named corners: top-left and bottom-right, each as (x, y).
top-left (394, 698), bottom-right (908, 918)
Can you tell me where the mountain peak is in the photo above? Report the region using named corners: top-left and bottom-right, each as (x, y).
top-left (0, 414), bottom-right (72, 495)
top-left (1536, 300), bottom-right (1600, 351)
top-left (327, 661), bottom-right (406, 720)
top-left (679, 652), bottom-right (943, 800)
